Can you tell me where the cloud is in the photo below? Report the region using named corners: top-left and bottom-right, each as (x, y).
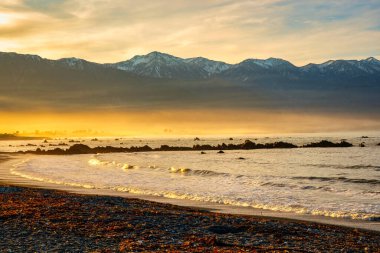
top-left (22, 0), bottom-right (73, 18)
top-left (0, 0), bottom-right (379, 64)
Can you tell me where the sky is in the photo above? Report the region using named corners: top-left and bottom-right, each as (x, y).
top-left (0, 0), bottom-right (379, 65)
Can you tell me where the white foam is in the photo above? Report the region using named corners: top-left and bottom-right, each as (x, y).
top-left (8, 149), bottom-right (380, 221)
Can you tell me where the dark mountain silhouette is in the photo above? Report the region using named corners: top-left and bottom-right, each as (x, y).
top-left (0, 51), bottom-right (379, 115)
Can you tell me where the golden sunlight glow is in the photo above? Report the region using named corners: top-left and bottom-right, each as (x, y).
top-left (1, 110), bottom-right (379, 137)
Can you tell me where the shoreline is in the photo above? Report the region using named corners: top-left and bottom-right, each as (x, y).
top-left (1, 154), bottom-right (380, 252)
top-left (1, 182), bottom-right (380, 251)
top-left (1, 154), bottom-right (379, 232)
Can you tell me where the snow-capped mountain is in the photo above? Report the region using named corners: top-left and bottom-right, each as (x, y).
top-left (219, 58), bottom-right (300, 83)
top-left (1, 51), bottom-right (379, 83)
top-left (183, 57), bottom-right (231, 76)
top-left (301, 57), bottom-right (380, 76)
top-left (0, 51), bottom-right (379, 115)
top-left (111, 52), bottom-right (234, 79)
top-left (56, 57), bottom-right (88, 70)
top-left (110, 51), bottom-right (208, 79)
top-left (107, 52), bottom-right (380, 83)
top-left (110, 52), bottom-right (302, 80)
top-left (245, 58), bottom-right (296, 69)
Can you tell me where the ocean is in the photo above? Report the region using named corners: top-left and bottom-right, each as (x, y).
top-left (3, 134), bottom-right (380, 221)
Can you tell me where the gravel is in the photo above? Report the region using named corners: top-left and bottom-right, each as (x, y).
top-left (1, 184), bottom-right (379, 252)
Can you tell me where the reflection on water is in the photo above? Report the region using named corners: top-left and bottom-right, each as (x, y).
top-left (8, 135), bottom-right (380, 221)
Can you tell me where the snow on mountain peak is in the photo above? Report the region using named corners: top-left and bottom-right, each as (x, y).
top-left (58, 57), bottom-right (86, 69)
top-left (112, 52), bottom-right (207, 78)
top-left (146, 51), bottom-right (184, 65)
top-left (184, 57), bottom-right (231, 75)
top-left (300, 57), bottom-right (380, 74)
top-left (114, 51), bottom-right (185, 73)
top-left (240, 58), bottom-right (294, 69)
top-left (364, 57), bottom-right (380, 63)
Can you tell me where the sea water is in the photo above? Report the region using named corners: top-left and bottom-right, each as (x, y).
top-left (6, 135), bottom-right (380, 221)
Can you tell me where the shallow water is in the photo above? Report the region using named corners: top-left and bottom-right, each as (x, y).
top-left (7, 135), bottom-right (380, 221)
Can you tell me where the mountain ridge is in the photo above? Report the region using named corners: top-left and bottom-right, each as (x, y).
top-left (1, 51), bottom-right (379, 81)
top-left (1, 51), bottom-right (378, 67)
top-left (0, 51), bottom-right (379, 115)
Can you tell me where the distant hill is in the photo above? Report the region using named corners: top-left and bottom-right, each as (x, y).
top-left (0, 51), bottom-right (379, 115)
top-left (0, 134), bottom-right (46, 141)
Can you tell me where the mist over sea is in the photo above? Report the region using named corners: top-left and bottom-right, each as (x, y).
top-left (3, 134), bottom-right (380, 221)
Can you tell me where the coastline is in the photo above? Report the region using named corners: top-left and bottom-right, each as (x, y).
top-left (1, 154), bottom-right (380, 252)
top-left (2, 184), bottom-right (379, 252)
top-left (1, 154), bottom-right (379, 232)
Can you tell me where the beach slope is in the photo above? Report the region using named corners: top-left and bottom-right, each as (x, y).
top-left (1, 184), bottom-right (380, 252)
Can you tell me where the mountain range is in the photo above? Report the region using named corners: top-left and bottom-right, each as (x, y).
top-left (0, 51), bottom-right (379, 115)
top-left (111, 51), bottom-right (380, 82)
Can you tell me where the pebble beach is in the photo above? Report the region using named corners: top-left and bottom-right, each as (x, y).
top-left (1, 182), bottom-right (380, 252)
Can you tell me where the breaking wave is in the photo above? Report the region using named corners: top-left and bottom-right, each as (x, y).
top-left (307, 164), bottom-right (380, 171)
top-left (292, 176), bottom-right (380, 185)
top-left (8, 149), bottom-right (380, 222)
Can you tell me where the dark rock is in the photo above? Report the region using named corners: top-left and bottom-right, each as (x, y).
top-left (18, 139), bottom-right (358, 156)
top-left (217, 143), bottom-right (228, 150)
top-left (207, 225), bottom-right (248, 234)
top-left (271, 141), bottom-right (298, 149)
top-left (49, 148), bottom-right (66, 154)
top-left (67, 144), bottom-right (93, 154)
top-left (194, 137), bottom-right (201, 141)
top-left (93, 146), bottom-right (128, 153)
top-left (303, 140), bottom-right (353, 148)
top-left (157, 145), bottom-right (191, 151)
top-left (241, 140), bottom-right (256, 149)
top-left (0, 186), bottom-right (22, 193)
top-left (193, 144), bottom-right (213, 150)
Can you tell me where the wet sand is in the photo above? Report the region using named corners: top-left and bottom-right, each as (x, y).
top-left (1, 154), bottom-right (380, 252)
